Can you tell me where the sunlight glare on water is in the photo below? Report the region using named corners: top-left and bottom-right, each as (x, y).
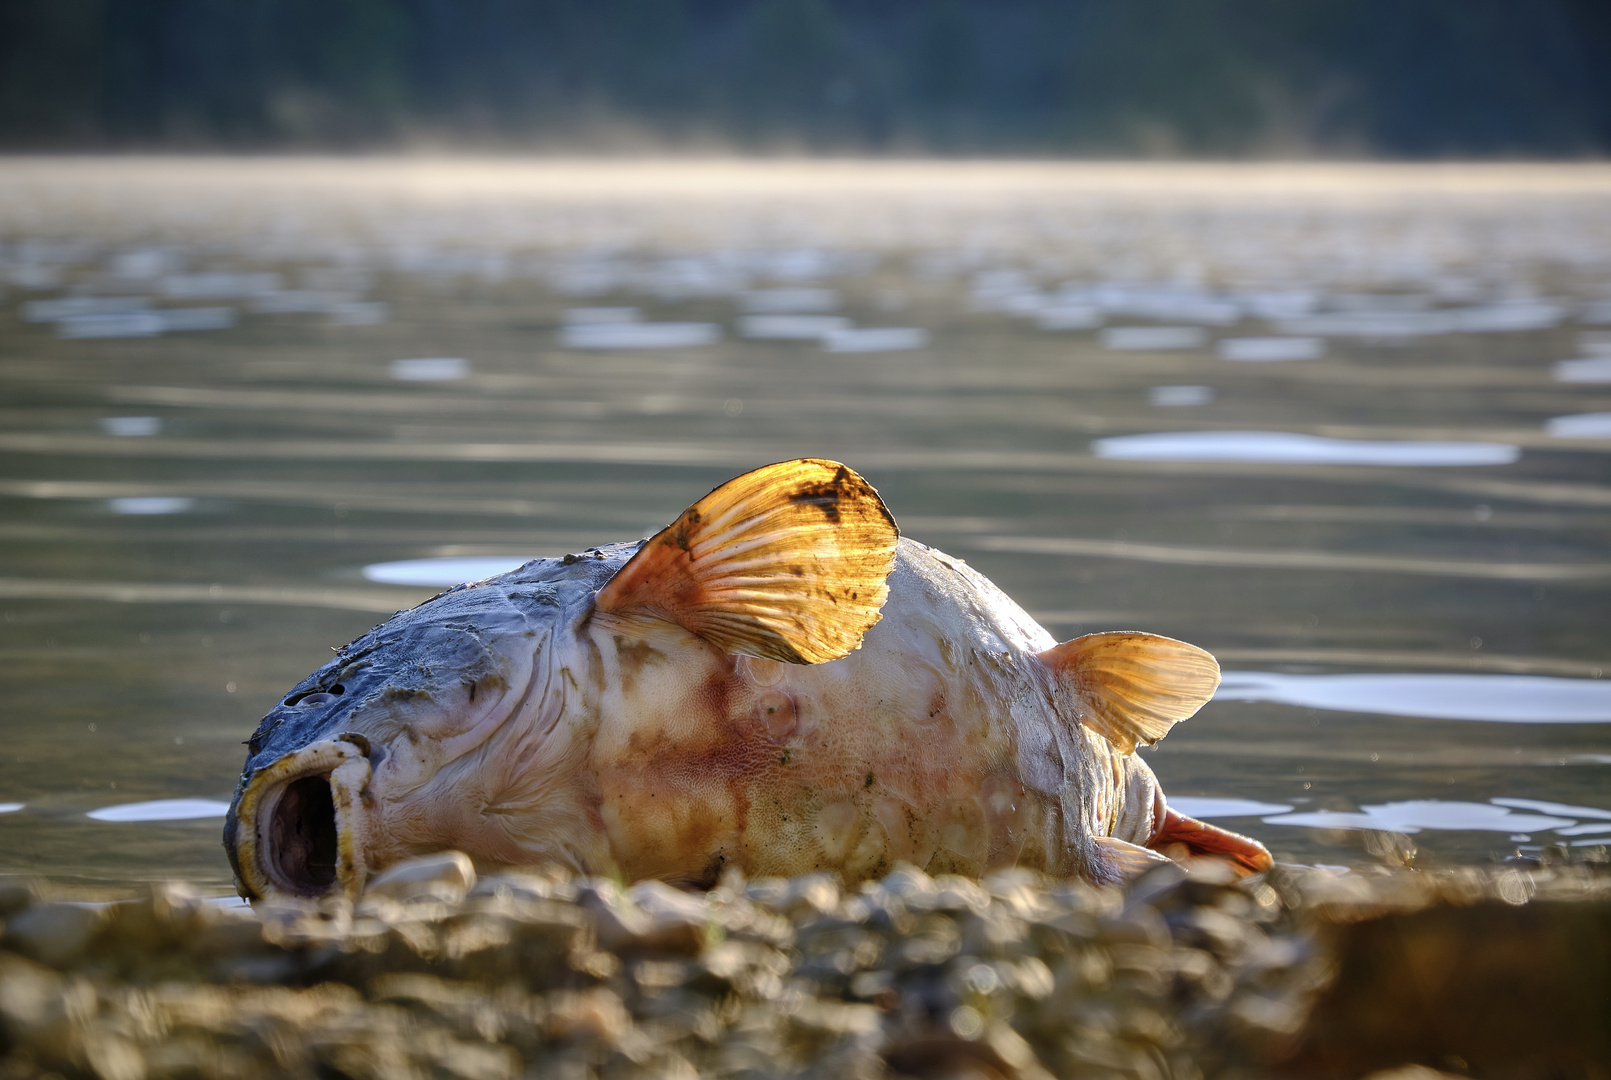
top-left (1092, 432), bottom-right (1522, 466)
top-left (1216, 672), bottom-right (1611, 723)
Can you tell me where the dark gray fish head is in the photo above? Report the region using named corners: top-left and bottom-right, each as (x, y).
top-left (224, 546), bottom-right (633, 900)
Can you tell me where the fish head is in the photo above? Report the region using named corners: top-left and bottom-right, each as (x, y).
top-left (223, 550), bottom-right (622, 901)
top-left (224, 459), bottom-right (899, 901)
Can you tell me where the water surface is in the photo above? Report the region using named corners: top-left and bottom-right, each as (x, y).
top-left (1, 160), bottom-right (1608, 891)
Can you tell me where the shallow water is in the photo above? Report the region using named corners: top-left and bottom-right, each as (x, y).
top-left (1, 159), bottom-right (1608, 892)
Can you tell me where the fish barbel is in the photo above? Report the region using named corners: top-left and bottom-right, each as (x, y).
top-left (225, 460), bottom-right (1270, 900)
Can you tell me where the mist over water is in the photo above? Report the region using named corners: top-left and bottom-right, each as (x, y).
top-left (1, 159), bottom-right (1609, 890)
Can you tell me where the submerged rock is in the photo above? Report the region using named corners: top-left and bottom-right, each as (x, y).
top-left (0, 857), bottom-right (1606, 1079)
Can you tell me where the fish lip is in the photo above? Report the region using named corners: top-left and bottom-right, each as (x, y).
top-left (231, 736), bottom-right (372, 901)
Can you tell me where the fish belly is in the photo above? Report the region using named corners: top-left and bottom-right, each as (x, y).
top-left (590, 539), bottom-right (1083, 885)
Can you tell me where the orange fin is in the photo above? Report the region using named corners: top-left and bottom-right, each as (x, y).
top-left (1149, 808), bottom-right (1273, 875)
top-left (1036, 632), bottom-right (1220, 753)
top-left (594, 459), bottom-right (899, 664)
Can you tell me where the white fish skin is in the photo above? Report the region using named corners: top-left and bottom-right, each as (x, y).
top-left (226, 461), bottom-right (1263, 900)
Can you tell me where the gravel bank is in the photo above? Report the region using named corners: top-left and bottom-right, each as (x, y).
top-left (1, 854), bottom-right (1606, 1080)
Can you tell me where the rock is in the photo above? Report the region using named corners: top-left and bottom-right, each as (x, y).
top-left (363, 850), bottom-right (477, 904)
top-left (5, 901), bottom-right (108, 968)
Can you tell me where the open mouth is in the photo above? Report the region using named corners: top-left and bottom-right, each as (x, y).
top-left (230, 737), bottom-right (372, 900)
top-left (269, 775), bottom-right (339, 894)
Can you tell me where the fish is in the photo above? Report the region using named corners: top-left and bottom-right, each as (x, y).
top-left (224, 459), bottom-right (1271, 900)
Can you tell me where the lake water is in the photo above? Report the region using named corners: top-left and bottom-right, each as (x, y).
top-left (1, 159), bottom-right (1608, 893)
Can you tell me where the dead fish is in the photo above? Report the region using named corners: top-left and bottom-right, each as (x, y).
top-left (224, 459), bottom-right (1270, 900)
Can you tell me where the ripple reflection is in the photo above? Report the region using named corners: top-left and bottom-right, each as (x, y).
top-left (1266, 800), bottom-right (1574, 834)
top-left (362, 556), bottom-right (533, 586)
top-left (87, 798), bottom-right (230, 822)
top-left (1093, 432), bottom-right (1521, 466)
top-left (1164, 797), bottom-right (1292, 819)
top-left (1216, 671), bottom-right (1611, 723)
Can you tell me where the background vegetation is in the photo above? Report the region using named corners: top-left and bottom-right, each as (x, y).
top-left (2, 0), bottom-right (1609, 155)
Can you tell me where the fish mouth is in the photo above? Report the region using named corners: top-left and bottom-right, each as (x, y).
top-left (230, 736), bottom-right (373, 900)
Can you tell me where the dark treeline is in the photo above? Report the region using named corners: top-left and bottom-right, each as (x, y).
top-left (2, 0), bottom-right (1609, 156)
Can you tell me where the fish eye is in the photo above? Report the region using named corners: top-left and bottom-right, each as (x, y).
top-left (281, 684), bottom-right (345, 708)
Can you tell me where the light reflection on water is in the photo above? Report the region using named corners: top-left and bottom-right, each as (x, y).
top-left (1546, 412), bottom-right (1611, 439)
top-left (1216, 671), bottom-right (1611, 723)
top-left (85, 799), bottom-right (231, 823)
top-left (363, 556), bottom-right (535, 587)
top-left (1, 160), bottom-right (1609, 889)
top-left (1092, 432), bottom-right (1522, 466)
top-left (1266, 800), bottom-right (1574, 835)
top-left (108, 496), bottom-right (195, 516)
top-left (389, 357), bottom-right (470, 382)
top-left (1164, 797), bottom-right (1292, 819)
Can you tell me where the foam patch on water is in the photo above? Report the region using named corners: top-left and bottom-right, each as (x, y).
top-left (362, 556), bottom-right (532, 586)
top-left (1164, 797), bottom-right (1292, 819)
top-left (1217, 336), bottom-right (1324, 362)
top-left (87, 798), bottom-right (231, 822)
top-left (1546, 412), bottom-right (1611, 438)
top-left (1265, 800), bottom-right (1574, 834)
top-left (389, 357), bottom-right (470, 381)
top-left (1215, 671), bottom-right (1611, 723)
top-left (1092, 431), bottom-right (1521, 466)
top-left (109, 496), bottom-right (194, 516)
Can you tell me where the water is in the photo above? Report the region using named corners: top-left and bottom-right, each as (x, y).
top-left (1, 159), bottom-right (1608, 892)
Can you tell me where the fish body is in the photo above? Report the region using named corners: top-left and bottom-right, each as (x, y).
top-left (225, 461), bottom-right (1268, 900)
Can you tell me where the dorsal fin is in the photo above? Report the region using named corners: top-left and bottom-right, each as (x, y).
top-left (593, 459), bottom-right (899, 664)
top-left (1037, 632), bottom-right (1220, 753)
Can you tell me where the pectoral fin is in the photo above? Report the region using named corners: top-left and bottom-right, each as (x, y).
top-left (594, 459), bottom-right (899, 664)
top-left (1037, 632), bottom-right (1220, 753)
